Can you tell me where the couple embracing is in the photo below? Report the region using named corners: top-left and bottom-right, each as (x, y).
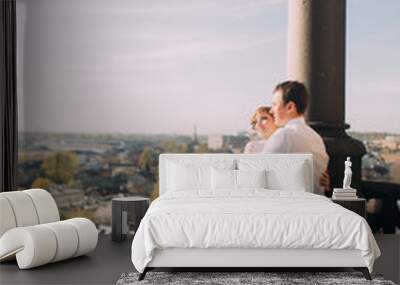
top-left (244, 81), bottom-right (330, 196)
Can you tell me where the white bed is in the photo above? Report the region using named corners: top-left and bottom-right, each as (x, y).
top-left (131, 154), bottom-right (380, 280)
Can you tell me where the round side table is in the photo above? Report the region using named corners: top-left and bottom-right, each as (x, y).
top-left (111, 197), bottom-right (150, 242)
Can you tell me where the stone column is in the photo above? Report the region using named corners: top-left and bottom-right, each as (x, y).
top-left (287, 0), bottom-right (366, 193)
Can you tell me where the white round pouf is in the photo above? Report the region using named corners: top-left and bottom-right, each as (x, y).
top-left (0, 189), bottom-right (98, 269)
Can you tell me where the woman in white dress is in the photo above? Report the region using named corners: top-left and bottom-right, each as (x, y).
top-left (244, 106), bottom-right (331, 195)
top-left (244, 106), bottom-right (277, 154)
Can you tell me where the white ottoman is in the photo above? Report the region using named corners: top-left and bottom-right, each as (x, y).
top-left (0, 189), bottom-right (98, 269)
top-left (0, 218), bottom-right (98, 269)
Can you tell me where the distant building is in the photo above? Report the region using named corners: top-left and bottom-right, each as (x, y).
top-left (382, 140), bottom-right (398, 151)
top-left (47, 142), bottom-right (112, 154)
top-left (207, 135), bottom-right (224, 150)
top-left (207, 134), bottom-right (249, 152)
top-left (224, 134), bottom-right (249, 151)
top-left (49, 188), bottom-right (85, 209)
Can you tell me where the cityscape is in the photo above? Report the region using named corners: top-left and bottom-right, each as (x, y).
top-left (17, 131), bottom-right (400, 232)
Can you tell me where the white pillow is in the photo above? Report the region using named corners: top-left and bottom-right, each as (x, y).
top-left (167, 163), bottom-right (210, 191)
top-left (166, 159), bottom-right (236, 192)
top-left (211, 168), bottom-right (236, 190)
top-left (236, 169), bottom-right (267, 189)
top-left (211, 169), bottom-right (268, 190)
top-left (238, 159), bottom-right (307, 191)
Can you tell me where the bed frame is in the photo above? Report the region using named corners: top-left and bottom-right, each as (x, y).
top-left (139, 248), bottom-right (370, 280)
top-left (138, 154), bottom-right (372, 281)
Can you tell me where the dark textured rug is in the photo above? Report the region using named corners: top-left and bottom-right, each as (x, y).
top-left (116, 271), bottom-right (396, 285)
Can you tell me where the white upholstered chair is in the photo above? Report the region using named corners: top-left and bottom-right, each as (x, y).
top-left (0, 189), bottom-right (98, 269)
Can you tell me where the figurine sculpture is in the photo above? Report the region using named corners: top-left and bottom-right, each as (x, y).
top-left (342, 157), bottom-right (353, 189)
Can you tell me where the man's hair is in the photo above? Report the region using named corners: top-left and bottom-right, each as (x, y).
top-left (274, 81), bottom-right (308, 114)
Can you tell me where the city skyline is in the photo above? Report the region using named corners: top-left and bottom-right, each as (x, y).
top-left (16, 0), bottom-right (400, 135)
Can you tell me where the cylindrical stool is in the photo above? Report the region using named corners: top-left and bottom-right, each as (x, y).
top-left (111, 197), bottom-right (150, 242)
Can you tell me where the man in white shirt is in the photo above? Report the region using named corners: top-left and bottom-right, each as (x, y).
top-left (262, 81), bottom-right (329, 195)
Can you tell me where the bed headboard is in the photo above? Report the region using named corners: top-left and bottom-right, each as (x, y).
top-left (158, 153), bottom-right (314, 195)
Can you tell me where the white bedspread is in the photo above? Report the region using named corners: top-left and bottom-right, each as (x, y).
top-left (131, 190), bottom-right (380, 273)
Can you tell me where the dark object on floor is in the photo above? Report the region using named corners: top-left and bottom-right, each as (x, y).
top-left (354, 267), bottom-right (372, 280)
top-left (138, 267), bottom-right (150, 281)
top-left (112, 197), bottom-right (150, 242)
top-left (118, 270), bottom-right (395, 285)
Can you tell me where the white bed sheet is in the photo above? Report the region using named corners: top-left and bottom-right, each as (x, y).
top-left (131, 190), bottom-right (380, 273)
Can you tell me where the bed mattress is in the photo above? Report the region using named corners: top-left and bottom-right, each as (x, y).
top-left (131, 190), bottom-right (380, 273)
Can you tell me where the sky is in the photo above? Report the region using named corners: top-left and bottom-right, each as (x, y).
top-left (16, 0), bottom-right (400, 135)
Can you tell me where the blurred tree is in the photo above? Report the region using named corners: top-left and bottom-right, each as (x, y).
top-left (59, 209), bottom-right (96, 223)
top-left (127, 173), bottom-right (150, 195)
top-left (41, 151), bottom-right (79, 186)
top-left (138, 147), bottom-right (155, 172)
top-left (31, 177), bottom-right (54, 189)
top-left (18, 152), bottom-right (29, 163)
top-left (150, 181), bottom-right (159, 201)
top-left (17, 160), bottom-right (42, 189)
top-left (178, 143), bottom-right (190, 153)
top-left (195, 144), bottom-right (210, 153)
top-left (160, 140), bottom-right (178, 152)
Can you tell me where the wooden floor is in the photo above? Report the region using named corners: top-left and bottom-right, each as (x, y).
top-left (373, 234), bottom-right (400, 284)
top-left (0, 234), bottom-right (398, 285)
